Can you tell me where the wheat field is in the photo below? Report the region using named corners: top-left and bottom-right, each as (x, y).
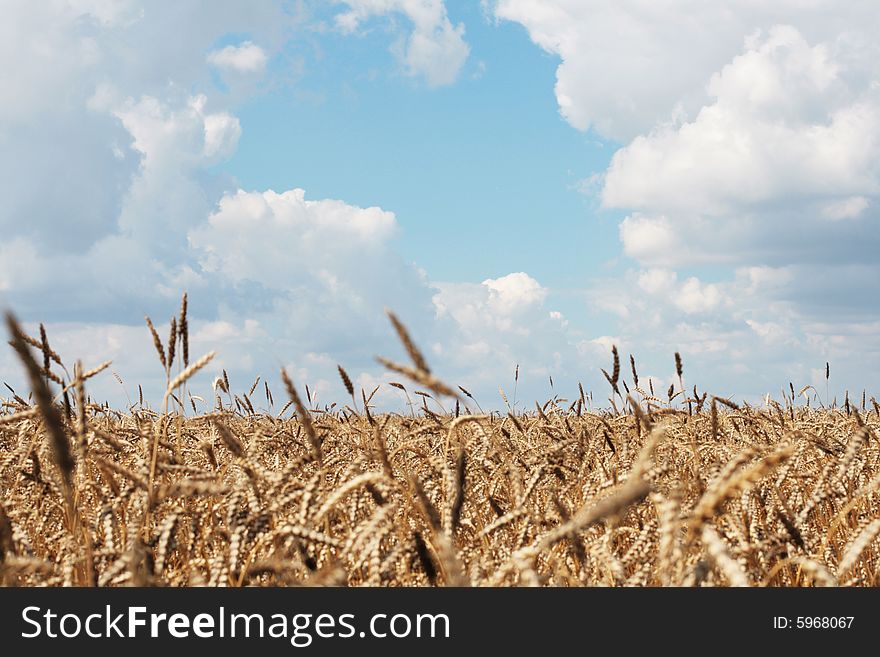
top-left (1, 296), bottom-right (879, 587)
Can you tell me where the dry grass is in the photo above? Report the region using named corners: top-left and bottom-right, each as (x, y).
top-left (1, 300), bottom-right (879, 587)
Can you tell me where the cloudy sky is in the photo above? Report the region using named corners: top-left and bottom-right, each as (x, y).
top-left (2, 1), bottom-right (878, 412)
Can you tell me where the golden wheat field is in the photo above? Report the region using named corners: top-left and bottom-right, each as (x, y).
top-left (1, 297), bottom-right (879, 588)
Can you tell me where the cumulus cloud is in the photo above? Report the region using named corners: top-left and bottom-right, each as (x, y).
top-left (618, 215), bottom-right (682, 266)
top-left (600, 21), bottom-right (880, 331)
top-left (0, 90), bottom-right (242, 324)
top-left (583, 258), bottom-right (880, 401)
top-left (335, 0), bottom-right (470, 86)
top-left (0, 180), bottom-right (441, 407)
top-left (633, 268), bottom-right (725, 315)
top-left (0, 2), bottom-right (480, 410)
top-left (583, 268), bottom-right (780, 396)
top-left (427, 272), bottom-right (622, 406)
top-left (3, 1), bottom-right (878, 411)
top-left (0, 2), bottom-right (292, 317)
top-left (184, 186), bottom-right (442, 378)
top-left (190, 188), bottom-right (403, 292)
top-left (188, 187), bottom-right (412, 317)
top-left (433, 272), bottom-right (547, 334)
top-left (483, 272), bottom-right (548, 315)
top-left (105, 93), bottom-right (242, 262)
top-left (821, 196), bottom-right (869, 221)
top-left (493, 1), bottom-right (880, 141)
top-left (603, 26), bottom-right (880, 220)
top-left (495, 3), bottom-right (880, 396)
top-left (0, 0), bottom-right (468, 331)
top-left (207, 41), bottom-right (268, 73)
top-left (498, 5), bottom-right (880, 270)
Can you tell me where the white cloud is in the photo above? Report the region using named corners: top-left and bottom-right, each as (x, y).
top-left (492, 0), bottom-right (739, 141)
top-left (602, 26), bottom-right (880, 221)
top-left (193, 318), bottom-right (265, 344)
top-left (183, 185), bottom-right (441, 377)
top-left (335, 0), bottom-right (470, 86)
top-left (424, 272), bottom-right (646, 407)
top-left (0, 238), bottom-right (51, 292)
top-left (433, 272), bottom-right (547, 335)
top-left (580, 335), bottom-right (622, 359)
top-left (633, 268), bottom-right (727, 316)
top-left (619, 215), bottom-right (680, 265)
top-left (207, 41), bottom-right (268, 73)
top-left (66, 0), bottom-right (143, 26)
top-left (675, 278), bottom-right (724, 315)
top-left (594, 23), bottom-right (880, 352)
top-left (0, 2), bottom-right (493, 410)
top-left (636, 268), bottom-right (676, 295)
top-left (203, 112), bottom-right (243, 160)
top-left (582, 256), bottom-right (880, 401)
top-left (189, 188), bottom-right (398, 287)
top-left (483, 272), bottom-right (547, 315)
top-left (499, 6), bottom-right (880, 276)
top-left (98, 92), bottom-right (242, 273)
top-left (746, 319), bottom-right (794, 346)
top-left (496, 3), bottom-right (880, 401)
top-left (111, 94), bottom-right (241, 168)
top-left (3, 1), bottom-right (878, 411)
top-left (821, 195), bottom-right (869, 220)
top-left (0, 2), bottom-right (292, 297)
top-left (548, 310), bottom-right (568, 329)
top-left (493, 1), bottom-right (880, 142)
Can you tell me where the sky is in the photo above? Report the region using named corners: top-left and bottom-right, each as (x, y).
top-left (1, 0), bottom-right (879, 412)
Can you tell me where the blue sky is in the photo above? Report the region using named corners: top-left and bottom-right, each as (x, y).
top-left (223, 7), bottom-right (621, 288)
top-left (1, 1), bottom-right (879, 411)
